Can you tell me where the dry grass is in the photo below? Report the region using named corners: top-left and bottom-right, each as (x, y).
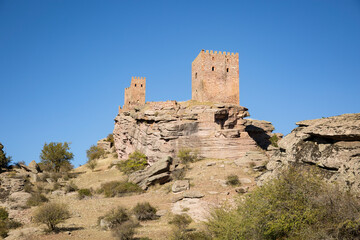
top-left (18, 151), bottom-right (261, 240)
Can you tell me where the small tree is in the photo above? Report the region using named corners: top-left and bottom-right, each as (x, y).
top-left (177, 148), bottom-right (198, 165)
top-left (33, 202), bottom-right (70, 232)
top-left (40, 142), bottom-right (74, 172)
top-left (0, 143), bottom-right (11, 169)
top-left (86, 145), bottom-right (105, 161)
top-left (117, 151), bottom-right (147, 175)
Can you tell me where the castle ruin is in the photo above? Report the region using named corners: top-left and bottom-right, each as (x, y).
top-left (192, 50), bottom-right (239, 105)
top-left (121, 49), bottom-right (239, 111)
top-left (122, 77), bottom-right (146, 111)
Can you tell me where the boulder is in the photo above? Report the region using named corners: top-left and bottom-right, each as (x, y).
top-left (129, 157), bottom-right (172, 190)
top-left (28, 160), bottom-right (41, 173)
top-left (172, 180), bottom-right (190, 193)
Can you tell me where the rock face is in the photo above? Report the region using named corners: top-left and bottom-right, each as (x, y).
top-left (259, 113), bottom-right (360, 193)
top-left (113, 101), bottom-right (275, 163)
top-left (128, 157), bottom-right (172, 190)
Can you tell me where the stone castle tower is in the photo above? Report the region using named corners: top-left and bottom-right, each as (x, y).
top-left (192, 50), bottom-right (239, 105)
top-left (122, 77), bottom-right (146, 110)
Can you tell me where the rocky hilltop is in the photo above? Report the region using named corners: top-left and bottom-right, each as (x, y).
top-left (113, 100), bottom-right (276, 163)
top-left (260, 113), bottom-right (360, 193)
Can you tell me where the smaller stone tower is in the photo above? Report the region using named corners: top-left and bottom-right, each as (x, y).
top-left (192, 50), bottom-right (239, 105)
top-left (123, 77), bottom-right (146, 110)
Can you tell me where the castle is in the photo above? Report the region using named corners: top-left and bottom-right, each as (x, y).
top-left (121, 49), bottom-right (239, 110)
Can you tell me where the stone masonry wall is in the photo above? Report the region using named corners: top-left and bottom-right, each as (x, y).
top-left (123, 77), bottom-right (146, 111)
top-left (192, 50), bottom-right (239, 105)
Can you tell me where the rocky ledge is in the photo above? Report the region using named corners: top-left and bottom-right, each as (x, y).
top-left (259, 113), bottom-right (360, 193)
top-left (113, 100), bottom-right (276, 163)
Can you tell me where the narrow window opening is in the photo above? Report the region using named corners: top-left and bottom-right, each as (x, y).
top-left (135, 84), bottom-right (137, 87)
top-left (212, 67), bottom-right (215, 71)
top-left (195, 73), bottom-right (197, 79)
top-left (212, 57), bottom-right (215, 60)
top-left (129, 101), bottom-right (130, 104)
top-left (226, 68), bottom-right (229, 72)
top-left (141, 84), bottom-right (143, 87)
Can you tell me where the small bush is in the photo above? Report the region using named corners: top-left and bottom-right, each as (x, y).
top-left (0, 208), bottom-right (8, 221)
top-left (100, 206), bottom-right (130, 228)
top-left (171, 230), bottom-right (211, 240)
top-left (0, 143), bottom-right (12, 169)
top-left (26, 193), bottom-right (49, 207)
top-left (87, 159), bottom-right (97, 171)
top-left (226, 174), bottom-right (240, 186)
top-left (86, 145), bottom-right (105, 161)
top-left (33, 202), bottom-right (70, 232)
top-left (24, 182), bottom-right (33, 193)
top-left (64, 181), bottom-right (78, 193)
top-left (206, 166), bottom-right (360, 240)
top-left (112, 220), bottom-right (138, 240)
top-left (177, 148), bottom-right (198, 165)
top-left (117, 151), bottom-right (147, 175)
top-left (169, 214), bottom-right (192, 231)
top-left (106, 134), bottom-right (115, 146)
top-left (132, 202), bottom-right (157, 221)
top-left (98, 181), bottom-right (143, 198)
top-left (78, 188), bottom-right (92, 199)
top-left (269, 134), bottom-right (279, 147)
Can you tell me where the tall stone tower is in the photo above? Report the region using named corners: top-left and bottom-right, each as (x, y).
top-left (192, 50), bottom-right (239, 105)
top-left (123, 77), bottom-right (146, 110)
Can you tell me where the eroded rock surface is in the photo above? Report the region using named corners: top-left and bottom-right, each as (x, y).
top-left (258, 113), bottom-right (360, 193)
top-left (114, 101), bottom-right (275, 164)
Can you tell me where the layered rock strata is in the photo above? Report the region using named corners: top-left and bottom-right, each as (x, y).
top-left (114, 101), bottom-right (275, 164)
top-left (259, 113), bottom-right (360, 193)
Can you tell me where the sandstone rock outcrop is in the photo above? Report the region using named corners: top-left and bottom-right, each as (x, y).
top-left (128, 157), bottom-right (172, 190)
top-left (114, 101), bottom-right (275, 164)
top-left (258, 113), bottom-right (360, 193)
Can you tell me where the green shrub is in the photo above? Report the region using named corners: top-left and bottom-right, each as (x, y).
top-left (226, 174), bottom-right (240, 186)
top-left (0, 143), bottom-right (11, 169)
top-left (117, 151), bottom-right (148, 175)
top-left (106, 134), bottom-right (115, 146)
top-left (87, 159), bottom-right (97, 171)
top-left (86, 145), bottom-right (105, 162)
top-left (24, 182), bottom-right (33, 193)
top-left (171, 230), bottom-right (211, 240)
top-left (0, 208), bottom-right (8, 221)
top-left (206, 166), bottom-right (360, 240)
top-left (98, 181), bottom-right (143, 198)
top-left (132, 202), bottom-right (157, 221)
top-left (64, 181), bottom-right (78, 193)
top-left (78, 188), bottom-right (92, 199)
top-left (169, 214), bottom-right (192, 231)
top-left (269, 134), bottom-right (279, 147)
top-left (99, 206), bottom-right (130, 228)
top-left (177, 148), bottom-right (198, 165)
top-left (33, 202), bottom-right (70, 232)
top-left (26, 193), bottom-right (49, 207)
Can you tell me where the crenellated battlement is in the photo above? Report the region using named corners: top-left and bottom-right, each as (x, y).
top-left (203, 49), bottom-right (238, 56)
top-left (122, 76), bottom-right (146, 111)
top-left (192, 49), bottom-right (239, 105)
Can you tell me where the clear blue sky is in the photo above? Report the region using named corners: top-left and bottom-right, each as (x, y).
top-left (1, 0), bottom-right (359, 167)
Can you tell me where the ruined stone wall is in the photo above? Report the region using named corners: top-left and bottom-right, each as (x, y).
top-left (192, 50), bottom-right (239, 105)
top-left (123, 77), bottom-right (146, 111)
